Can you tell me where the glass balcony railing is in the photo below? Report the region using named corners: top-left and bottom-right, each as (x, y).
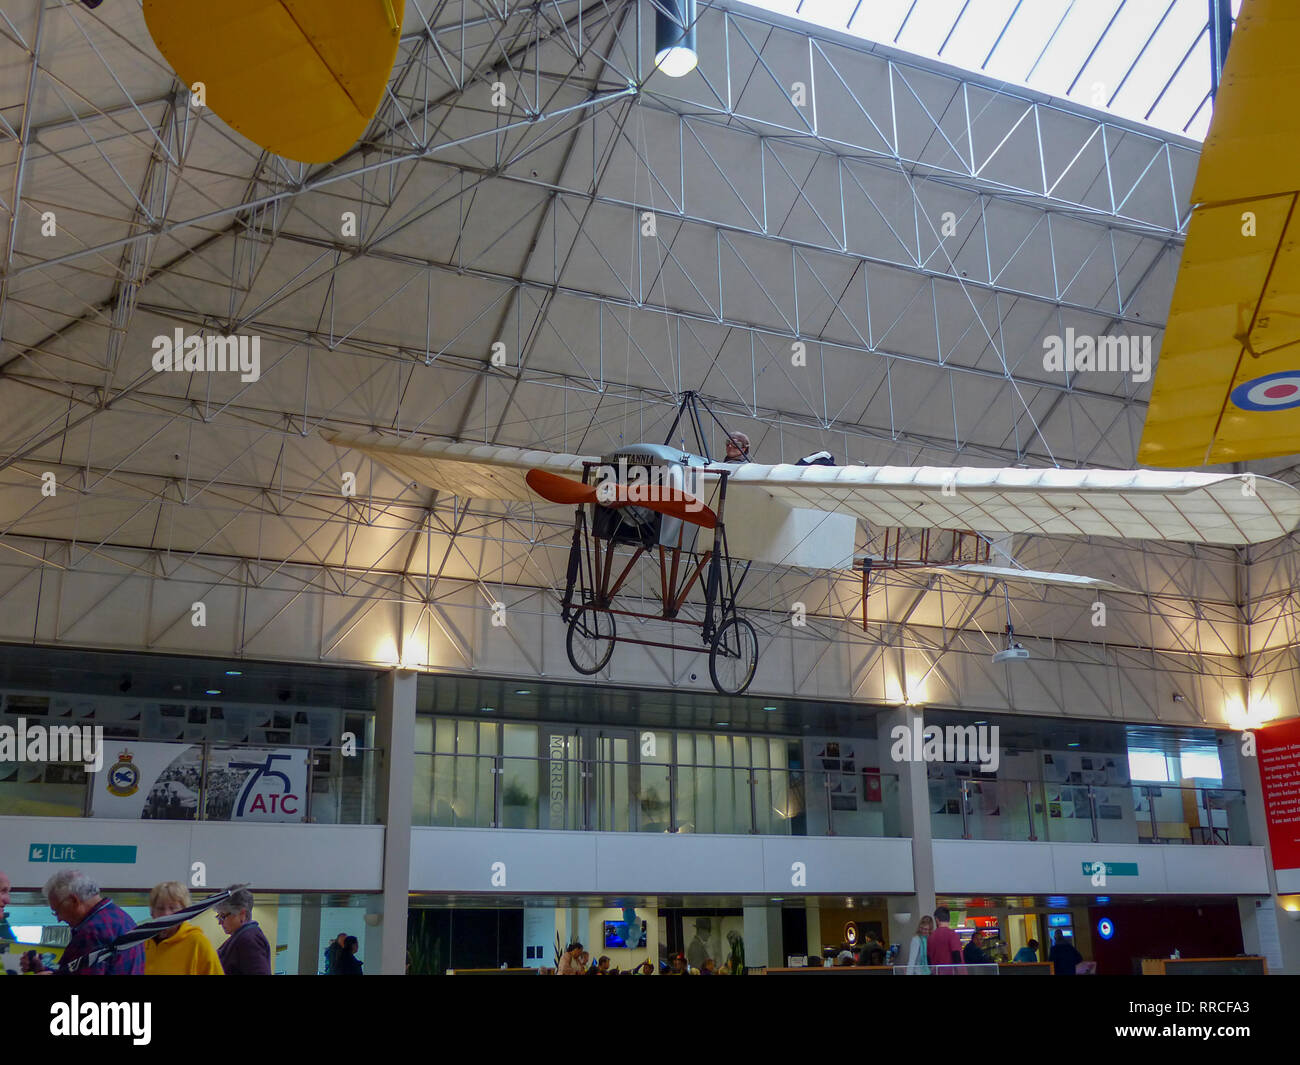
top-left (929, 777), bottom-right (1250, 846)
top-left (0, 742), bottom-right (383, 824)
top-left (412, 752), bottom-right (904, 837)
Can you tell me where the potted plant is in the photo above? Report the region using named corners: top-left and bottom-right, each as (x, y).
top-left (502, 778), bottom-right (536, 828)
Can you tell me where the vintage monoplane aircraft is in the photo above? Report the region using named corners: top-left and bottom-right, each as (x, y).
top-left (328, 392), bottom-right (1300, 695)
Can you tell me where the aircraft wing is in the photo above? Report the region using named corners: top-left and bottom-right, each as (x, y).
top-left (144, 0), bottom-right (402, 164)
top-left (724, 464), bottom-right (1300, 545)
top-left (916, 565), bottom-right (1138, 595)
top-left (328, 433), bottom-right (594, 502)
top-left (1138, 0), bottom-right (1300, 466)
top-left (331, 435), bottom-right (1300, 546)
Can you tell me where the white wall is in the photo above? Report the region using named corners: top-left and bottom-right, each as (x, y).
top-left (410, 826), bottom-right (914, 894)
top-left (1, 816), bottom-right (384, 891)
top-left (933, 839), bottom-right (1270, 895)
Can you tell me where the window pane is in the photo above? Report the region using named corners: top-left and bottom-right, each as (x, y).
top-left (1128, 750), bottom-right (1169, 782)
top-left (501, 724), bottom-right (538, 829)
top-left (1180, 749), bottom-right (1222, 782)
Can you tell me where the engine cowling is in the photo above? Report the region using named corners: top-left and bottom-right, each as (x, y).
top-left (591, 443), bottom-right (706, 549)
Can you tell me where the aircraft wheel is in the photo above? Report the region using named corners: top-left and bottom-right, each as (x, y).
top-left (709, 615), bottom-right (758, 695)
top-left (566, 603), bottom-right (616, 675)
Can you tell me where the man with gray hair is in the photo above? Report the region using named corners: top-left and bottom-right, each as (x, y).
top-left (44, 869), bottom-right (144, 974)
top-left (214, 885), bottom-right (271, 975)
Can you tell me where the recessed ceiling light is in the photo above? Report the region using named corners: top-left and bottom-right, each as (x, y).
top-left (514, 689), bottom-right (531, 695)
top-left (206, 689), bottom-right (222, 696)
top-left (1068, 742), bottom-right (1080, 748)
top-left (715, 721), bottom-right (729, 727)
top-left (763, 706), bottom-right (778, 712)
top-left (225, 670), bottom-right (243, 676)
top-left (480, 706), bottom-right (495, 713)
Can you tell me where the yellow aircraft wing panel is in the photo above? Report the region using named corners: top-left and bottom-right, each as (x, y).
top-left (144, 0), bottom-right (402, 164)
top-left (1138, 0), bottom-right (1300, 467)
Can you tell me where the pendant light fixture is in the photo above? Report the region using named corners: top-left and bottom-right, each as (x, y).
top-left (654, 0), bottom-right (698, 78)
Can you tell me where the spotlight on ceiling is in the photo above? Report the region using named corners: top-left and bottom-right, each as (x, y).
top-left (654, 0), bottom-right (698, 78)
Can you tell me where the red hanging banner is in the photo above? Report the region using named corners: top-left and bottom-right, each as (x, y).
top-left (1256, 718), bottom-right (1300, 872)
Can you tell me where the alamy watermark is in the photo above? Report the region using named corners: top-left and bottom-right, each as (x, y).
top-left (889, 720), bottom-right (1000, 773)
top-left (151, 328), bottom-right (260, 382)
top-left (1042, 328), bottom-right (1151, 383)
top-left (0, 718), bottom-right (104, 772)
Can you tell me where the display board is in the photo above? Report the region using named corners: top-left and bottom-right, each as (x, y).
top-left (1256, 718), bottom-right (1300, 873)
top-left (89, 741), bottom-right (309, 822)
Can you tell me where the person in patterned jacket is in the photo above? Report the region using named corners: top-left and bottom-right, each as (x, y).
top-left (44, 869), bottom-right (145, 975)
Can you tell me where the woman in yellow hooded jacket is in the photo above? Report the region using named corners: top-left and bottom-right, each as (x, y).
top-left (143, 882), bottom-right (224, 975)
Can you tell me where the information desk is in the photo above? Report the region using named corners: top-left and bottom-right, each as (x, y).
top-left (764, 966), bottom-right (894, 975)
top-left (1140, 956), bottom-right (1267, 976)
top-left (764, 963), bottom-right (1050, 975)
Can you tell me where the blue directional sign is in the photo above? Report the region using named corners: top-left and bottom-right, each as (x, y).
top-left (29, 843), bottom-right (137, 864)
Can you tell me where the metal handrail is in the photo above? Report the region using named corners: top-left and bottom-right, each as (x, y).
top-left (4, 738), bottom-right (385, 824)
top-left (412, 750), bottom-right (903, 837)
top-left (939, 775), bottom-right (1245, 845)
top-left (411, 750), bottom-right (901, 777)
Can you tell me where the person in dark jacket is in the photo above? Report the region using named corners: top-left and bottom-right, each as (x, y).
top-left (963, 930), bottom-right (992, 965)
top-left (215, 886), bottom-right (271, 975)
top-left (334, 936), bottom-right (363, 975)
top-left (323, 932), bottom-right (347, 975)
top-left (1049, 930), bottom-right (1083, 975)
top-left (860, 930), bottom-right (886, 966)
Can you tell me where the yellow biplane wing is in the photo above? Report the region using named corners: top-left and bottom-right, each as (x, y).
top-left (1138, 0), bottom-right (1300, 467)
top-left (143, 0), bottom-right (402, 164)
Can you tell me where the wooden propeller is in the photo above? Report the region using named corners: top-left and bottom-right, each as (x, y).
top-left (526, 469), bottom-right (717, 529)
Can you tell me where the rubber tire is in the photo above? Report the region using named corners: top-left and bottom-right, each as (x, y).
top-left (566, 602), bottom-right (616, 675)
top-left (708, 615), bottom-right (758, 695)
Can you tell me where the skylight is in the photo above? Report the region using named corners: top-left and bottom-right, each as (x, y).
top-left (740, 0), bottom-right (1243, 140)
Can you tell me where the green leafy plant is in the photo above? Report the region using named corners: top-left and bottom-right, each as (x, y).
top-left (722, 930), bottom-right (746, 975)
top-left (639, 786), bottom-right (665, 816)
top-left (406, 911), bottom-right (444, 975)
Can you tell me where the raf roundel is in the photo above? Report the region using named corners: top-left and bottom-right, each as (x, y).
top-left (1229, 371), bottom-right (1300, 412)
